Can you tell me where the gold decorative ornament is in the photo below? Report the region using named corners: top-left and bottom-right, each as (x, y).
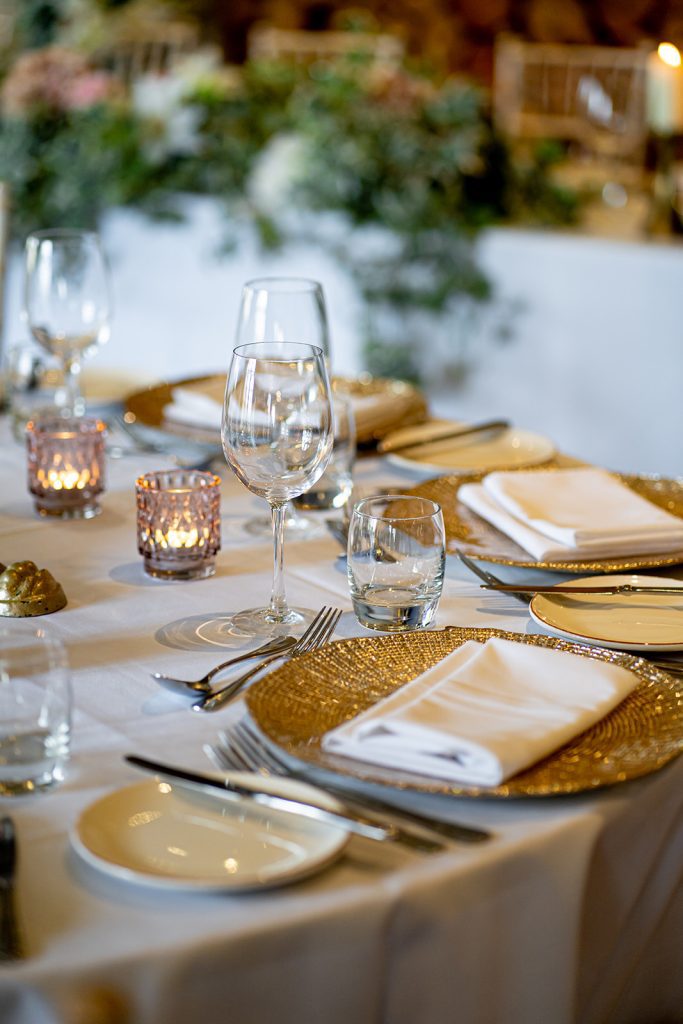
top-left (408, 471), bottom-right (683, 572)
top-left (0, 561), bottom-right (67, 617)
top-left (247, 627), bottom-right (683, 798)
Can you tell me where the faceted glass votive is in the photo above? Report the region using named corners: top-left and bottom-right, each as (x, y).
top-left (136, 470), bottom-right (221, 580)
top-left (26, 416), bottom-right (107, 519)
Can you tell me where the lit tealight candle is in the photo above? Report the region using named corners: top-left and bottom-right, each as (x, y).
top-left (136, 471), bottom-right (221, 580)
top-left (26, 418), bottom-right (106, 519)
top-left (647, 42), bottom-right (683, 134)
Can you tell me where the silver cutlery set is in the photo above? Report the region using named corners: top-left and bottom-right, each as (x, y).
top-left (129, 535), bottom-right (683, 864)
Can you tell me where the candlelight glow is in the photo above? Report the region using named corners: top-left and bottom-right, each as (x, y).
top-left (155, 526), bottom-right (200, 549)
top-left (658, 42), bottom-right (681, 68)
top-left (38, 466), bottom-right (92, 490)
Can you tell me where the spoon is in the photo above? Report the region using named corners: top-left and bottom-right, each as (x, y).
top-left (152, 635), bottom-right (297, 697)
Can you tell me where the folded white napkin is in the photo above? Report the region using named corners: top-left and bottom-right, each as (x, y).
top-left (322, 637), bottom-right (637, 786)
top-left (165, 387), bottom-right (222, 430)
top-left (165, 384), bottom-right (392, 433)
top-left (458, 468), bottom-right (683, 561)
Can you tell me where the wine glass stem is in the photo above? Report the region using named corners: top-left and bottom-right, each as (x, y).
top-left (64, 356), bottom-right (85, 417)
top-left (269, 501), bottom-right (289, 620)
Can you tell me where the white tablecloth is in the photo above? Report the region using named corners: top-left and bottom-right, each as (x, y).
top-left (0, 418), bottom-right (681, 1024)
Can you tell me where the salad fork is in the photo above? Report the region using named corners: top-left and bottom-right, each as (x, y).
top-left (192, 606), bottom-right (342, 713)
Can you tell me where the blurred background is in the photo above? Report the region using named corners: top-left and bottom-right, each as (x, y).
top-left (2, 0), bottom-right (683, 473)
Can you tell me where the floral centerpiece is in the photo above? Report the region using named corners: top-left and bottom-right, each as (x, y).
top-left (0, 31), bottom-right (577, 378)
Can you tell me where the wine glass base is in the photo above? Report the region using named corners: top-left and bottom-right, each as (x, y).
top-left (197, 606), bottom-right (320, 642)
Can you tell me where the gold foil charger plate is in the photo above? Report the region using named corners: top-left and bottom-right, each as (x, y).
top-left (246, 627), bottom-right (683, 798)
top-left (123, 374), bottom-right (427, 447)
top-left (407, 471), bottom-right (683, 573)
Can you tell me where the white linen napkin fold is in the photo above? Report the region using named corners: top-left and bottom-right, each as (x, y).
top-left (458, 468), bottom-right (683, 561)
top-left (322, 637), bottom-right (638, 786)
top-left (164, 387), bottom-right (222, 430)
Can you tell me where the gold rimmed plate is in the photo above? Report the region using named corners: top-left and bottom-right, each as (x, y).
top-left (123, 373), bottom-right (428, 448)
top-left (530, 574), bottom-right (683, 651)
top-left (407, 471), bottom-right (683, 573)
top-left (246, 627), bottom-right (683, 798)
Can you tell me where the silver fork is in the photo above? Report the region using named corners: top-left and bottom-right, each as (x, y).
top-left (456, 548), bottom-right (529, 604)
top-left (152, 634), bottom-right (297, 696)
top-left (207, 719), bottom-right (491, 845)
top-left (192, 607), bottom-right (342, 713)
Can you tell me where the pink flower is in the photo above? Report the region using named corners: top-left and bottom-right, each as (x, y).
top-left (1, 46), bottom-right (121, 117)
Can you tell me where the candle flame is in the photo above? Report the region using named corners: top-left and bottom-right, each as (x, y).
top-left (658, 42), bottom-right (681, 68)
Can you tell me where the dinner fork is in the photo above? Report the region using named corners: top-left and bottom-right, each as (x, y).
top-left (207, 719), bottom-right (491, 845)
top-left (152, 634), bottom-right (297, 696)
top-left (192, 607), bottom-right (342, 713)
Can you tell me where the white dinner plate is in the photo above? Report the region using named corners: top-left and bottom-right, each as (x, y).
top-left (71, 776), bottom-right (349, 891)
top-left (386, 426), bottom-right (555, 474)
top-left (529, 574), bottom-right (683, 651)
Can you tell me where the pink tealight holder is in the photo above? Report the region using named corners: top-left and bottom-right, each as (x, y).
top-left (26, 417), bottom-right (107, 519)
top-left (136, 470), bottom-right (221, 580)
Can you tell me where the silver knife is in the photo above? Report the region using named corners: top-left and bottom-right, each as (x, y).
top-left (378, 419), bottom-right (509, 454)
top-left (481, 583), bottom-right (683, 596)
top-left (125, 754), bottom-right (443, 849)
top-left (0, 817), bottom-right (24, 961)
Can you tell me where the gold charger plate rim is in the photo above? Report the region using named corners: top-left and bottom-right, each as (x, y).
top-left (407, 470), bottom-right (683, 573)
top-left (246, 627), bottom-right (683, 799)
top-left (123, 373), bottom-right (427, 446)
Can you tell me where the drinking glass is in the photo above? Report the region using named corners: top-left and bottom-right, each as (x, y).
top-left (348, 495), bottom-right (445, 632)
top-left (0, 625), bottom-right (71, 795)
top-left (293, 396), bottom-right (356, 512)
top-left (235, 277), bottom-right (330, 537)
top-left (222, 342), bottom-right (333, 634)
top-left (24, 229), bottom-right (112, 417)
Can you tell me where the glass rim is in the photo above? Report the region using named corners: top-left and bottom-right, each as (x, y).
top-left (25, 416), bottom-right (107, 436)
top-left (242, 277), bottom-right (323, 294)
top-left (136, 469), bottom-right (222, 490)
top-left (25, 228), bottom-right (102, 244)
top-left (232, 342), bottom-right (325, 362)
top-left (352, 494), bottom-right (443, 522)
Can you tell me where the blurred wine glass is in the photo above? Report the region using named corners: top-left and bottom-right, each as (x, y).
top-left (575, 74), bottom-right (644, 210)
top-left (24, 229), bottom-right (111, 417)
top-left (222, 342), bottom-right (333, 634)
top-left (234, 277), bottom-right (331, 537)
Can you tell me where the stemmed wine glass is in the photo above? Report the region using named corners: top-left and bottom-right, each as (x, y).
top-left (222, 342), bottom-right (333, 635)
top-left (24, 229), bottom-right (112, 417)
top-left (234, 277), bottom-right (330, 537)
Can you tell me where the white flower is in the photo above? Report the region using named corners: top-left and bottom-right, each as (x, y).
top-left (132, 72), bottom-right (201, 161)
top-left (248, 133), bottom-right (310, 215)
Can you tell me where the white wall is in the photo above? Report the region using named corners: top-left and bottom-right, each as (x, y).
top-left (5, 199), bottom-right (683, 476)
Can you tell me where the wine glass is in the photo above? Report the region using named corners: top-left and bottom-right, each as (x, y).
top-left (24, 229), bottom-right (112, 417)
top-left (234, 277), bottom-right (331, 537)
top-left (222, 342), bottom-right (333, 635)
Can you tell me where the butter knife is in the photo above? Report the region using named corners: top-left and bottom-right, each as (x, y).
top-left (481, 583), bottom-right (683, 596)
top-left (0, 817), bottom-right (24, 961)
top-left (378, 419), bottom-right (509, 454)
top-left (124, 755), bottom-right (443, 851)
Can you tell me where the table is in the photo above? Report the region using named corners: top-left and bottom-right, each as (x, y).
top-left (0, 416), bottom-right (682, 1024)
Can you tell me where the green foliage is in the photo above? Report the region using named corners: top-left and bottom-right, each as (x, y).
top-left (0, 49), bottom-right (579, 377)
top-left (0, 104), bottom-right (161, 239)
